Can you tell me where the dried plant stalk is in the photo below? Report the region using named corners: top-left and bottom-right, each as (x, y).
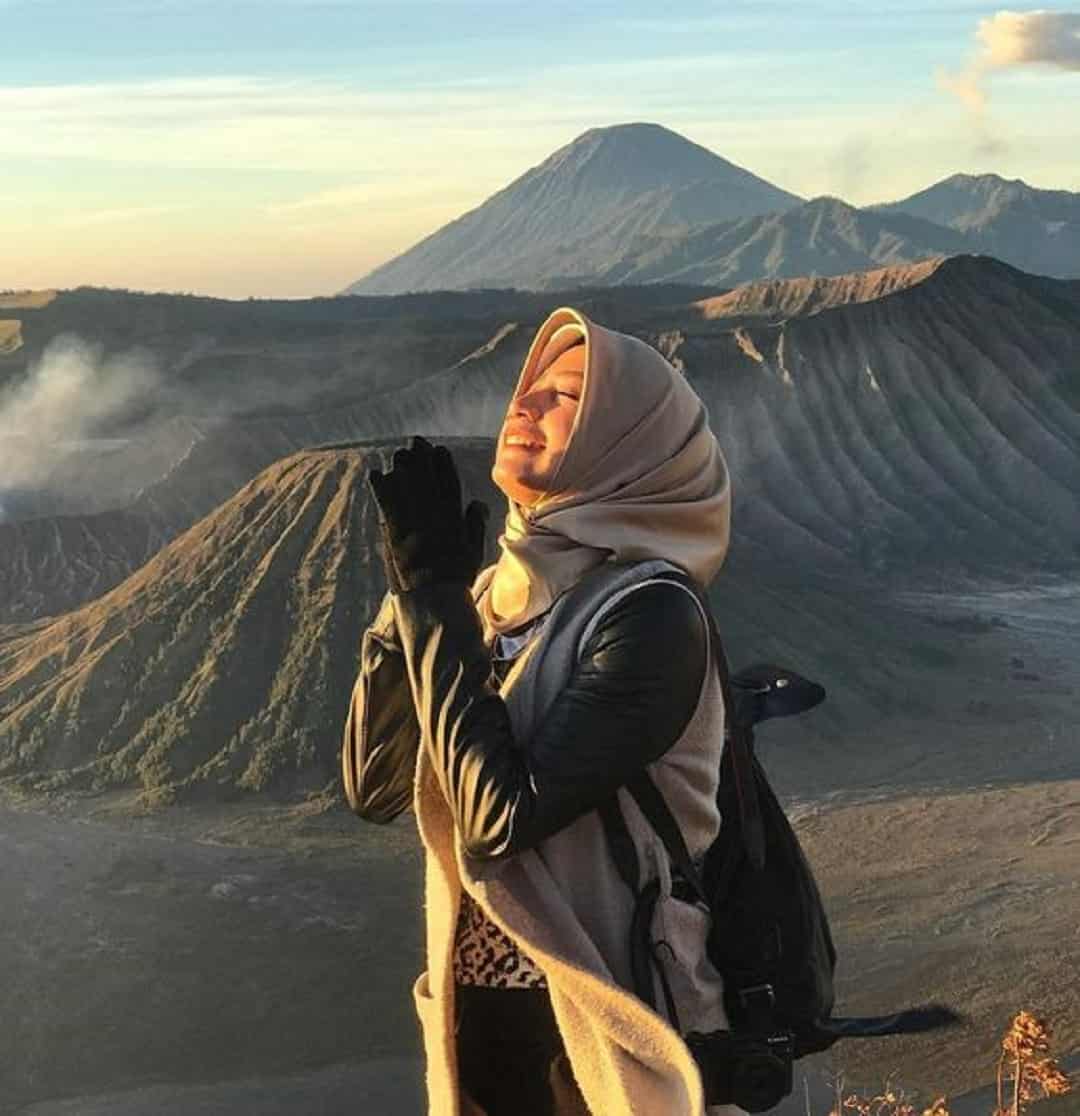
top-left (824, 1007), bottom-right (1071, 1116)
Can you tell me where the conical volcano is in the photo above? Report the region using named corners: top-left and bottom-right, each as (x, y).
top-left (0, 439), bottom-right (501, 804)
top-left (343, 121), bottom-right (801, 295)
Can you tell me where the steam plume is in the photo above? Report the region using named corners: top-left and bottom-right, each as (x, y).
top-left (0, 334), bottom-right (159, 519)
top-left (940, 10), bottom-right (1080, 116)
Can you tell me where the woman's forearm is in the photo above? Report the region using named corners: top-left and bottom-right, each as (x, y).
top-left (342, 591), bottom-right (422, 823)
top-left (391, 581), bottom-right (532, 859)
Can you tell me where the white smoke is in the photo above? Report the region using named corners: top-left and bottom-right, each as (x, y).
top-left (0, 334), bottom-right (160, 511)
top-left (939, 9), bottom-right (1080, 116)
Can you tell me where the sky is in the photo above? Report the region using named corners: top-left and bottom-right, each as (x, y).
top-left (3, 0), bottom-right (1079, 299)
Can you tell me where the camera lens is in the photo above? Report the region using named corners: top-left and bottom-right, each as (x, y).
top-left (732, 1050), bottom-right (792, 1113)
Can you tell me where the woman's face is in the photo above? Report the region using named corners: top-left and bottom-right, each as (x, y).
top-left (491, 345), bottom-right (584, 507)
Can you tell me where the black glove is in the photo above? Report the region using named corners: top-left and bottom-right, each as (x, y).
top-left (367, 435), bottom-right (490, 594)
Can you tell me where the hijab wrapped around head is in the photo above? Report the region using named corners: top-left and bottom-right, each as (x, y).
top-left (479, 306), bottom-right (731, 640)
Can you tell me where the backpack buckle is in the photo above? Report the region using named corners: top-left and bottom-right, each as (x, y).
top-left (738, 983), bottom-right (777, 1033)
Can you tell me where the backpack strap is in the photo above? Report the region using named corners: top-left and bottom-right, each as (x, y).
top-left (624, 771), bottom-right (706, 905)
top-left (701, 604), bottom-right (767, 873)
top-left (595, 574), bottom-right (771, 1029)
top-left (598, 795), bottom-right (680, 1023)
top-left (622, 576), bottom-right (767, 874)
top-left (597, 795), bottom-right (640, 895)
top-left (598, 574), bottom-right (766, 904)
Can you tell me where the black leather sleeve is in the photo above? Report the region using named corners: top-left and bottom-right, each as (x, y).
top-left (390, 577), bottom-right (708, 861)
top-left (342, 591), bottom-right (421, 823)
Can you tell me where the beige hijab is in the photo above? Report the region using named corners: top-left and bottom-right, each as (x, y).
top-left (479, 306), bottom-right (731, 639)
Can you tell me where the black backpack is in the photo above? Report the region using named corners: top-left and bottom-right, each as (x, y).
top-left (598, 590), bottom-right (963, 1113)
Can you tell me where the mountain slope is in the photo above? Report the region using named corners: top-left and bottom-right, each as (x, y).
top-left (686, 255), bottom-right (1080, 572)
top-left (342, 122), bottom-right (802, 295)
top-left (0, 508), bottom-right (168, 625)
top-left (692, 257), bottom-right (947, 322)
top-left (3, 437), bottom-right (1061, 808)
top-left (876, 173), bottom-right (1080, 279)
top-left (0, 440), bottom-right (501, 804)
top-left (585, 196), bottom-right (971, 288)
top-left (0, 282), bottom-right (720, 522)
top-left (6, 257), bottom-right (1080, 626)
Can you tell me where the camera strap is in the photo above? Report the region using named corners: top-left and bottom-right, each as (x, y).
top-left (597, 797), bottom-right (682, 1028)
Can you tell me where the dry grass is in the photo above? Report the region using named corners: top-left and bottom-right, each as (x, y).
top-left (995, 1011), bottom-right (1075, 1116)
top-left (829, 1012), bottom-right (1074, 1116)
top-left (0, 319), bottom-right (22, 354)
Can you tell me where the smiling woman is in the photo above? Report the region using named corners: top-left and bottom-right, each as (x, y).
top-left (491, 332), bottom-right (585, 510)
top-left (345, 304), bottom-right (735, 1115)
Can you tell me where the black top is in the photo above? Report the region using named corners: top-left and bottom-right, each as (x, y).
top-left (343, 577), bottom-right (708, 861)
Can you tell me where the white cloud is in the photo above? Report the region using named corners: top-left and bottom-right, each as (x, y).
top-left (939, 9), bottom-right (1080, 114)
top-left (977, 9), bottom-right (1080, 69)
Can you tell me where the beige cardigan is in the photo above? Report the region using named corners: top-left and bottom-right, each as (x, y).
top-left (398, 558), bottom-right (744, 1116)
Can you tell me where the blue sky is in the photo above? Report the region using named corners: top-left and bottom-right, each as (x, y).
top-left (4, 0), bottom-right (1079, 298)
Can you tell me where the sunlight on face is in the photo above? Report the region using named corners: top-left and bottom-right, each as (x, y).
top-left (491, 345), bottom-right (584, 507)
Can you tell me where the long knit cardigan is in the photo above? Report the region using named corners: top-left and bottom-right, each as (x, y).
top-left (399, 557), bottom-right (745, 1116)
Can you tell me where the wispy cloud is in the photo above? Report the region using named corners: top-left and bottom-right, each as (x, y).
top-left (0, 75), bottom-right (518, 172)
top-left (262, 185), bottom-right (387, 216)
top-left (59, 203), bottom-right (192, 227)
top-left (0, 44), bottom-right (817, 175)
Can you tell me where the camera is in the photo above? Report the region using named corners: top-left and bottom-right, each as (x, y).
top-left (684, 1028), bottom-right (795, 1113)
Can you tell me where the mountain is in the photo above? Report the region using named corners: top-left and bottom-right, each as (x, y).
top-left (341, 122), bottom-right (802, 295)
top-left (5, 256), bottom-right (1080, 631)
top-left (4, 273), bottom-right (1079, 1112)
top-left (0, 286), bottom-right (527, 518)
top-left (572, 196), bottom-right (971, 288)
top-left (0, 441), bottom-right (502, 805)
top-left (0, 282), bottom-right (723, 520)
top-left (876, 173), bottom-right (1080, 279)
top-left (3, 435), bottom-right (1067, 810)
top-left (680, 256), bottom-right (1080, 575)
top-left (341, 135), bottom-right (1080, 297)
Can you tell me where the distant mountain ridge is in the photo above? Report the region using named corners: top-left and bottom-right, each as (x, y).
top-left (341, 124), bottom-right (1080, 294)
top-left (877, 172), bottom-right (1080, 231)
top-left (876, 172), bottom-right (1080, 279)
top-left (692, 256), bottom-right (948, 322)
top-left (551, 196), bottom-right (971, 289)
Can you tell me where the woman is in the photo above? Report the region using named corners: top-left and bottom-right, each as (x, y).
top-left (343, 306), bottom-right (736, 1116)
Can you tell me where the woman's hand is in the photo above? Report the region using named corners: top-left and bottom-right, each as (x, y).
top-left (367, 435), bottom-right (490, 594)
